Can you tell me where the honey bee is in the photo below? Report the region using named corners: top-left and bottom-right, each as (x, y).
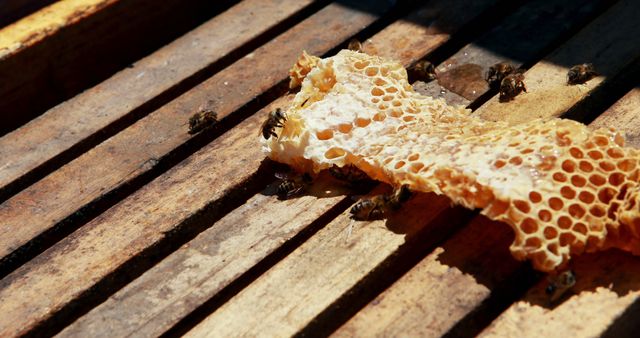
top-left (545, 269), bottom-right (576, 302)
top-left (275, 172), bottom-right (312, 199)
top-left (350, 184), bottom-right (412, 220)
top-left (499, 71), bottom-right (526, 102)
top-left (348, 38), bottom-right (363, 52)
top-left (408, 59), bottom-right (437, 83)
top-left (188, 108), bottom-right (217, 134)
top-left (567, 63), bottom-right (597, 85)
top-left (261, 108), bottom-right (287, 139)
top-left (485, 62), bottom-right (515, 88)
top-left (329, 165), bottom-right (371, 188)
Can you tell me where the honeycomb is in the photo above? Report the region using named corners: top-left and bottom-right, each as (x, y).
top-left (264, 50), bottom-right (640, 272)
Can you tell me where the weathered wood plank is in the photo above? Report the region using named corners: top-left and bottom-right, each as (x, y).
top-left (0, 2), bottom-right (384, 273)
top-left (590, 88), bottom-right (640, 148)
top-left (475, 0), bottom-right (640, 124)
top-left (0, 0), bottom-right (236, 135)
top-left (0, 3), bottom-right (393, 335)
top-left (418, 0), bottom-right (612, 106)
top-left (49, 0), bottom-right (503, 335)
top-left (333, 217), bottom-right (519, 337)
top-left (0, 0), bottom-right (317, 200)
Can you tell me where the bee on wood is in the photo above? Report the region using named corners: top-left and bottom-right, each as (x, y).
top-left (188, 107), bottom-right (217, 134)
top-left (499, 71), bottom-right (526, 102)
top-left (567, 63), bottom-right (597, 85)
top-left (350, 184), bottom-right (412, 221)
top-left (275, 172), bottom-right (313, 199)
top-left (348, 38), bottom-right (363, 52)
top-left (545, 269), bottom-right (576, 302)
top-left (485, 62), bottom-right (515, 88)
top-left (261, 108), bottom-right (287, 140)
top-left (408, 59), bottom-right (437, 83)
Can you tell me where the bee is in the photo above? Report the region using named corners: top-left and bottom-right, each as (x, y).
top-left (261, 108), bottom-right (287, 139)
top-left (188, 107), bottom-right (217, 134)
top-left (545, 269), bottom-right (576, 302)
top-left (350, 184), bottom-right (412, 220)
top-left (408, 59), bottom-right (437, 83)
top-left (329, 165), bottom-right (371, 188)
top-left (567, 63), bottom-right (597, 85)
top-left (347, 38), bottom-right (363, 52)
top-left (499, 71), bottom-right (526, 102)
top-left (485, 62), bottom-right (515, 88)
top-left (275, 172), bottom-right (313, 199)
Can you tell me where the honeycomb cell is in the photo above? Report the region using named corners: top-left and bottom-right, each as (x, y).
top-left (383, 157), bottom-right (393, 165)
top-left (324, 147), bottom-right (346, 159)
top-left (525, 237), bottom-right (542, 249)
top-left (547, 243), bottom-right (560, 256)
top-left (609, 172), bottom-right (625, 186)
top-left (385, 86), bottom-right (398, 93)
top-left (374, 78), bottom-right (387, 86)
top-left (553, 172), bottom-right (567, 182)
top-left (371, 87), bottom-right (384, 96)
top-left (562, 159), bottom-right (576, 172)
top-left (593, 135), bottom-right (609, 147)
top-left (589, 174), bottom-right (606, 186)
top-left (372, 112), bottom-right (386, 122)
top-left (410, 162), bottom-right (424, 173)
top-left (371, 97), bottom-right (380, 104)
top-left (389, 109), bottom-right (403, 118)
top-left (355, 117), bottom-right (371, 128)
top-left (514, 200), bottom-right (531, 213)
top-left (353, 60), bottom-right (369, 69)
top-left (618, 159), bottom-right (637, 172)
top-left (578, 191), bottom-right (595, 203)
top-left (338, 123), bottom-right (353, 133)
top-left (509, 156), bottom-right (523, 165)
top-left (571, 175), bottom-right (587, 187)
top-left (607, 148), bottom-right (624, 158)
top-left (394, 161), bottom-right (406, 169)
top-left (408, 153), bottom-right (420, 161)
top-left (494, 160), bottom-right (506, 168)
top-left (365, 67), bottom-right (379, 77)
top-left (569, 147), bottom-right (584, 158)
top-left (568, 204), bottom-right (586, 218)
top-left (403, 116), bottom-right (415, 122)
top-left (588, 150), bottom-right (604, 160)
top-left (544, 226), bottom-right (558, 239)
top-left (521, 148), bottom-right (534, 154)
top-left (560, 232), bottom-right (577, 247)
top-left (538, 209), bottom-right (552, 222)
top-left (529, 191), bottom-right (542, 203)
top-left (392, 100), bottom-right (402, 107)
top-left (316, 129), bottom-right (334, 140)
top-left (558, 216), bottom-right (572, 229)
top-left (560, 186), bottom-right (576, 199)
top-left (383, 95), bottom-right (394, 102)
top-left (549, 197), bottom-right (564, 210)
top-left (521, 218), bottom-right (539, 234)
top-left (598, 187), bottom-right (616, 204)
top-left (579, 161), bottom-right (594, 172)
top-left (599, 160), bottom-right (616, 171)
top-left (590, 205), bottom-right (606, 217)
top-left (573, 223), bottom-right (588, 235)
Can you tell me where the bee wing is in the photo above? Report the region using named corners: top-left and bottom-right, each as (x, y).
top-left (274, 172), bottom-right (291, 180)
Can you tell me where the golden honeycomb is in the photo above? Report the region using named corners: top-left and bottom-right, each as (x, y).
top-left (264, 50), bottom-right (640, 272)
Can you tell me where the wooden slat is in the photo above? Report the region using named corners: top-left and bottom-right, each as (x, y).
top-left (590, 88), bottom-right (640, 148)
top-left (333, 217), bottom-right (519, 337)
top-left (0, 3), bottom-right (391, 336)
top-left (0, 0), bottom-right (317, 200)
top-left (475, 0), bottom-right (640, 124)
top-left (51, 0), bottom-right (504, 336)
top-left (417, 0), bottom-right (611, 106)
top-left (0, 0), bottom-right (235, 135)
top-left (0, 2), bottom-right (383, 273)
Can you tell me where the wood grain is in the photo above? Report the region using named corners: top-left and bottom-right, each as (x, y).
top-left (590, 88), bottom-right (640, 148)
top-left (333, 217), bottom-right (519, 337)
top-left (0, 0), bottom-right (236, 135)
top-left (0, 2), bottom-right (382, 270)
top-left (475, 0), bottom-right (640, 124)
top-left (51, 0), bottom-right (503, 335)
top-left (0, 0), bottom-right (316, 198)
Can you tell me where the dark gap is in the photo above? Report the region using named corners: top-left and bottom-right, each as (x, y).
top-left (295, 206), bottom-right (477, 337)
top-left (23, 159), bottom-right (277, 338)
top-left (601, 297), bottom-right (640, 338)
top-left (0, 0), bottom-right (240, 136)
top-left (0, 0), bottom-right (332, 204)
top-left (441, 264), bottom-right (539, 338)
top-left (0, 0), bottom-right (57, 28)
top-left (467, 0), bottom-right (619, 111)
top-left (564, 57), bottom-right (640, 124)
top-left (160, 196), bottom-right (356, 338)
